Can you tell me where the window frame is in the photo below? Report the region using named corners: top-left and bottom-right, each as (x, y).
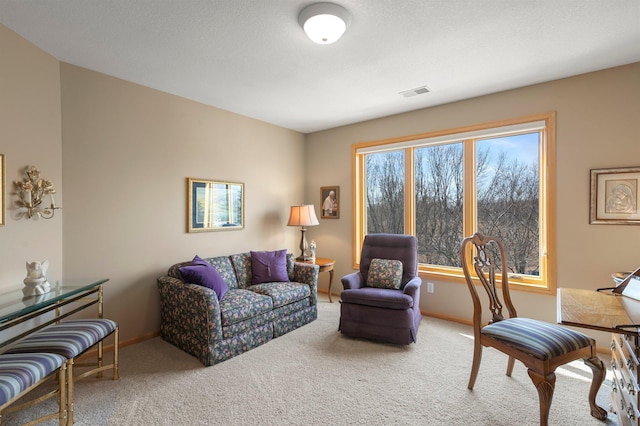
top-left (352, 112), bottom-right (556, 294)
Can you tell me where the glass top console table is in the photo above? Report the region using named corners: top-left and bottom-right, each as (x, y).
top-left (0, 278), bottom-right (109, 350)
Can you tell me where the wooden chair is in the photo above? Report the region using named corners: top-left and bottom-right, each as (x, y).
top-left (459, 232), bottom-right (607, 426)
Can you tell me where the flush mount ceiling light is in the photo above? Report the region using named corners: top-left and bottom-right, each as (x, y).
top-left (298, 2), bottom-right (351, 44)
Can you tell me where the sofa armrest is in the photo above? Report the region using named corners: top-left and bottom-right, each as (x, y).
top-left (341, 271), bottom-right (364, 290)
top-left (157, 275), bottom-right (223, 349)
top-left (293, 262), bottom-right (319, 305)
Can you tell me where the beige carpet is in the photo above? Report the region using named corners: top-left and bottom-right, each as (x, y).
top-left (6, 297), bottom-right (619, 425)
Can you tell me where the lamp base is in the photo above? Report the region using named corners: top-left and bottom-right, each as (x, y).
top-left (297, 227), bottom-right (310, 262)
top-left (296, 255), bottom-right (315, 262)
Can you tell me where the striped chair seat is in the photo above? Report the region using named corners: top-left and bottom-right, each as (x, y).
top-left (482, 317), bottom-right (594, 361)
top-left (6, 319), bottom-right (117, 358)
top-left (0, 353), bottom-right (66, 407)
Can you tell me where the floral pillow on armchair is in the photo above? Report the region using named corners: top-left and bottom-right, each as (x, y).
top-left (367, 258), bottom-right (403, 289)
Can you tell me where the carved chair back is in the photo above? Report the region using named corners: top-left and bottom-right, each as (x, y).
top-left (460, 233), bottom-right (518, 333)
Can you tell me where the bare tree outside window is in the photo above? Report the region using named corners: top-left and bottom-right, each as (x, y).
top-left (415, 143), bottom-right (464, 267)
top-left (362, 132), bottom-right (542, 278)
top-left (366, 150), bottom-right (404, 234)
top-left (476, 133), bottom-right (540, 276)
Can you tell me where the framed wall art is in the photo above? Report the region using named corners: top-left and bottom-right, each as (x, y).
top-left (320, 186), bottom-right (339, 219)
top-left (590, 166), bottom-right (640, 225)
top-left (187, 178), bottom-right (244, 232)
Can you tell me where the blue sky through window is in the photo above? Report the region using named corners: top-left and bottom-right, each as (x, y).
top-left (479, 132), bottom-right (539, 165)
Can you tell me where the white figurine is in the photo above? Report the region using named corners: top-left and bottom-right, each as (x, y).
top-left (310, 240), bottom-right (317, 261)
top-left (23, 260), bottom-right (51, 296)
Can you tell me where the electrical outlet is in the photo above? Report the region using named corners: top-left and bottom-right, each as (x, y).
top-left (427, 282), bottom-right (434, 293)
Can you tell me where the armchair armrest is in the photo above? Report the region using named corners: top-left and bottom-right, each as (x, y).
top-left (403, 277), bottom-right (422, 299)
top-left (341, 271), bottom-right (364, 290)
top-left (157, 275), bottom-right (223, 362)
top-left (293, 262), bottom-right (320, 305)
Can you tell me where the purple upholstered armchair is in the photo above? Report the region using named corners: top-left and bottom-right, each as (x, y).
top-left (339, 233), bottom-right (422, 345)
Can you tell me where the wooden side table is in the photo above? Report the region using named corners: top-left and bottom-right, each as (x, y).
top-left (304, 257), bottom-right (336, 302)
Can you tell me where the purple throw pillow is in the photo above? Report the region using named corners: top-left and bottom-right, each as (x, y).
top-left (192, 255), bottom-right (208, 265)
top-left (179, 255), bottom-right (228, 301)
top-left (251, 249), bottom-right (289, 284)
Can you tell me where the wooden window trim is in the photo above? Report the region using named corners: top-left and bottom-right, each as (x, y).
top-left (352, 112), bottom-right (556, 295)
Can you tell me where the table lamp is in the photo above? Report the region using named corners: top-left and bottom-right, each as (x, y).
top-left (287, 205), bottom-right (319, 260)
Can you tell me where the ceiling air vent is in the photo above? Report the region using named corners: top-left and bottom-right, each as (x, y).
top-left (399, 85), bottom-right (430, 98)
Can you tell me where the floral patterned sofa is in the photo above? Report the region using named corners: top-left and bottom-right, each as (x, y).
top-left (157, 251), bottom-right (319, 366)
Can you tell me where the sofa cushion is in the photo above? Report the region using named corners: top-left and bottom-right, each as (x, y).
top-left (208, 256), bottom-right (239, 290)
top-left (230, 253), bottom-right (253, 289)
top-left (367, 258), bottom-right (403, 289)
top-left (250, 249), bottom-right (289, 284)
top-left (179, 256), bottom-right (228, 300)
top-left (286, 253), bottom-right (295, 281)
top-left (219, 289), bottom-right (273, 327)
top-left (250, 282), bottom-right (311, 308)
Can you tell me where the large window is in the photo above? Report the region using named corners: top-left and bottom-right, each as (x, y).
top-left (353, 112), bottom-right (556, 293)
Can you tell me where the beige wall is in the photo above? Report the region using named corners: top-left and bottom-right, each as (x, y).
top-left (59, 64), bottom-right (306, 342)
top-left (0, 25), bottom-right (63, 290)
top-left (305, 62), bottom-right (640, 346)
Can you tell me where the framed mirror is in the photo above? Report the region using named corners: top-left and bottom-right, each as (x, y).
top-left (187, 178), bottom-right (244, 232)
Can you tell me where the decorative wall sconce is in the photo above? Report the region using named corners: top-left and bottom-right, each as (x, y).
top-left (15, 166), bottom-right (60, 220)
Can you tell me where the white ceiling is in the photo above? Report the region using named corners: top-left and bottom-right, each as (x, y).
top-left (0, 1), bottom-right (639, 134)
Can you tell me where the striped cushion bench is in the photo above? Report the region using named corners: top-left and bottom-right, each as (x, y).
top-left (6, 319), bottom-right (118, 359)
top-left (0, 352), bottom-right (67, 425)
top-left (6, 318), bottom-right (119, 425)
top-left (482, 317), bottom-right (595, 361)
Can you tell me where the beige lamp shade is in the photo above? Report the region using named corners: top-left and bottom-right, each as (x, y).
top-left (287, 205), bottom-right (319, 227)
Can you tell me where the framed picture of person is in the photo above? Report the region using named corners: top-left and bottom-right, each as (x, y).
top-left (590, 166), bottom-right (640, 225)
top-left (320, 186), bottom-right (339, 219)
